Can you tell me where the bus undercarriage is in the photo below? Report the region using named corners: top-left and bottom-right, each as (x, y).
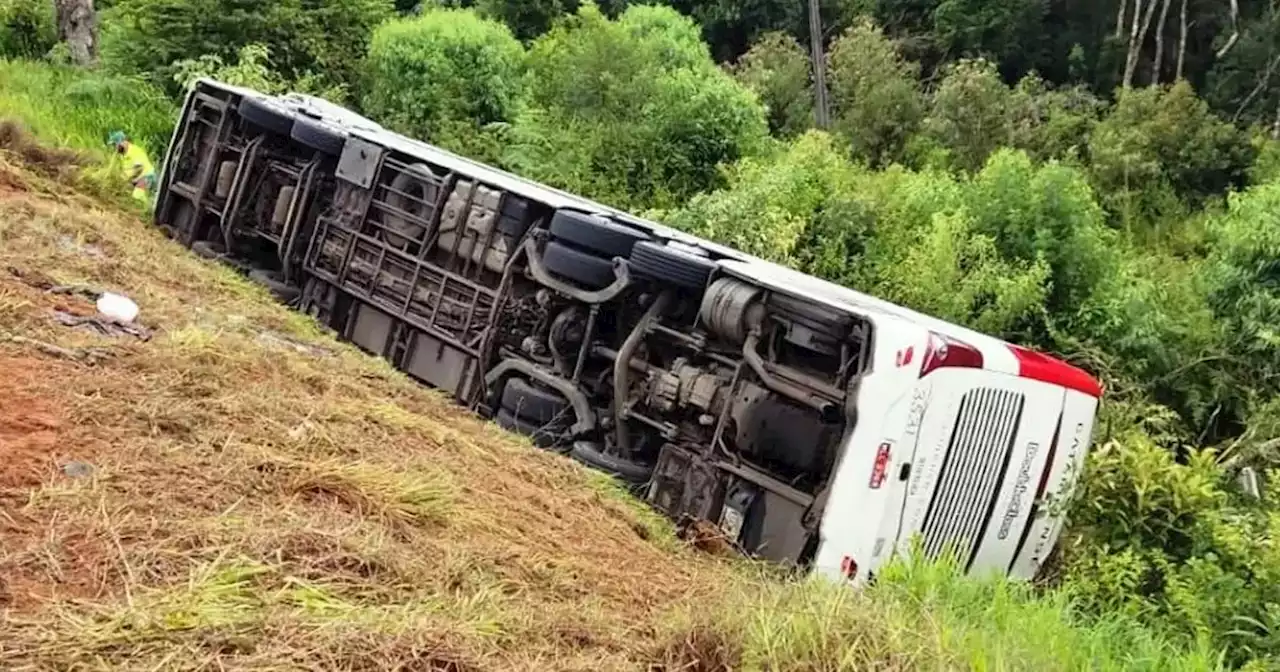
top-left (154, 82), bottom-right (876, 568)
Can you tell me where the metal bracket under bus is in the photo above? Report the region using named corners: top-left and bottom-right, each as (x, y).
top-left (483, 358), bottom-right (596, 437)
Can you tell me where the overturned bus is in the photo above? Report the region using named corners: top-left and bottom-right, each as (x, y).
top-left (152, 79), bottom-right (1103, 584)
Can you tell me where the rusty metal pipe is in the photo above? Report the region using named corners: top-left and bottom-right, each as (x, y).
top-left (743, 329), bottom-right (841, 423)
top-left (614, 291), bottom-right (672, 459)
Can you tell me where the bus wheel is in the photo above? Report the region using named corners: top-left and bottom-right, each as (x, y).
top-left (238, 96), bottom-right (295, 136)
top-left (549, 210), bottom-right (648, 258)
top-left (629, 240), bottom-right (716, 290)
top-left (569, 441), bottom-right (653, 484)
top-left (495, 409), bottom-right (570, 451)
top-left (542, 240), bottom-right (617, 289)
top-left (249, 269), bottom-right (301, 303)
top-left (500, 377), bottom-right (571, 426)
top-left (291, 117), bottom-right (346, 156)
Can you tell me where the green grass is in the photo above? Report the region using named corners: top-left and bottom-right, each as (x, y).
top-left (0, 58), bottom-right (175, 159)
top-left (658, 552), bottom-right (1226, 671)
top-left (0, 58), bottom-right (1231, 670)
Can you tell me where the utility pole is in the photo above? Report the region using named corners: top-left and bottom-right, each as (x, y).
top-left (808, 0), bottom-right (831, 128)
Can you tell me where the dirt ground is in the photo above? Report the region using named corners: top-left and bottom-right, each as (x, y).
top-left (0, 357), bottom-right (68, 490)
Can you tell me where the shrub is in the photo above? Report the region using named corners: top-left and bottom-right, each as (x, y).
top-left (504, 2), bottom-right (768, 211)
top-left (173, 44), bottom-right (288, 96)
top-left (663, 135), bottom-right (1051, 338)
top-left (869, 209), bottom-right (1051, 336)
top-left (1204, 180), bottom-right (1280, 402)
top-left (1063, 415), bottom-right (1280, 667)
top-left (1088, 82), bottom-right (1254, 220)
top-left (965, 149), bottom-right (1116, 320)
top-left (827, 19), bottom-right (924, 167)
top-left (99, 0), bottom-right (395, 98)
top-left (0, 0), bottom-right (55, 59)
top-left (362, 9), bottom-right (525, 161)
top-left (661, 131), bottom-right (859, 264)
top-left (1007, 75), bottom-right (1106, 163)
top-left (730, 31), bottom-right (812, 139)
top-left (922, 58), bottom-right (1018, 173)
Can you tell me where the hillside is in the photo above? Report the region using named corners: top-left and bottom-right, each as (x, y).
top-left (0, 138), bottom-right (734, 669)
top-left (0, 126), bottom-right (1223, 670)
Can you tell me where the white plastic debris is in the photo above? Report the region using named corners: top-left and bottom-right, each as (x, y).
top-left (96, 292), bottom-right (139, 323)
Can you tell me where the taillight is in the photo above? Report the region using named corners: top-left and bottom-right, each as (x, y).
top-left (919, 332), bottom-right (984, 378)
top-left (840, 555), bottom-right (858, 579)
top-left (1009, 345), bottom-right (1104, 398)
top-left (869, 442), bottom-right (891, 489)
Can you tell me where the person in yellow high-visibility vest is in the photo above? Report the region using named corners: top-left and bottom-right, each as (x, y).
top-left (108, 131), bottom-right (156, 203)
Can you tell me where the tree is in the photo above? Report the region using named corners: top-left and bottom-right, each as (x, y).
top-left (731, 31), bottom-right (813, 138)
top-left (362, 9), bottom-right (525, 162)
top-left (1206, 180), bottom-right (1280, 395)
top-left (827, 18), bottom-right (924, 166)
top-left (921, 58), bottom-right (1016, 173)
top-left (0, 0), bottom-right (57, 59)
top-left (504, 3), bottom-right (768, 210)
top-left (474, 0), bottom-right (575, 41)
top-left (662, 0), bottom-right (862, 62)
top-left (1006, 76), bottom-right (1107, 162)
top-left (1205, 7), bottom-right (1280, 129)
top-left (99, 0), bottom-right (394, 97)
top-left (871, 209), bottom-right (1051, 336)
top-left (965, 149), bottom-right (1117, 322)
top-left (1088, 81), bottom-right (1253, 215)
top-left (931, 0), bottom-right (1044, 77)
top-left (662, 131), bottom-right (862, 264)
top-left (54, 0), bottom-right (96, 65)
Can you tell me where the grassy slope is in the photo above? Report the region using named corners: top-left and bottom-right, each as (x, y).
top-left (0, 60), bottom-right (1227, 671)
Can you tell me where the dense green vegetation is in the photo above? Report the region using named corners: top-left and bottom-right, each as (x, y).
top-left (8, 0), bottom-right (1280, 666)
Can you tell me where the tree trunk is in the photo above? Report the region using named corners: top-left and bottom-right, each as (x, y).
top-left (54, 0), bottom-right (97, 66)
top-left (1123, 0), bottom-right (1159, 88)
top-left (1176, 0), bottom-right (1188, 79)
top-left (1216, 0), bottom-right (1240, 59)
top-left (1116, 0), bottom-right (1128, 39)
top-left (1232, 53), bottom-right (1280, 123)
top-left (1151, 0), bottom-right (1173, 84)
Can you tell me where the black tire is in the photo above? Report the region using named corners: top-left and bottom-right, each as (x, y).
top-left (542, 240), bottom-right (616, 289)
top-left (549, 210), bottom-right (648, 258)
top-left (222, 256), bottom-right (254, 276)
top-left (630, 241), bottom-right (717, 290)
top-left (500, 377), bottom-right (571, 425)
top-left (238, 96), bottom-right (295, 137)
top-left (569, 441), bottom-right (653, 484)
top-left (191, 240), bottom-right (225, 260)
top-left (291, 116), bottom-right (346, 156)
top-left (384, 163), bottom-right (439, 247)
top-left (496, 409), bottom-right (568, 450)
top-left (249, 269), bottom-right (301, 303)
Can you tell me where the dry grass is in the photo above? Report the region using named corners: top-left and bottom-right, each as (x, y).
top-left (0, 140), bottom-right (737, 670)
